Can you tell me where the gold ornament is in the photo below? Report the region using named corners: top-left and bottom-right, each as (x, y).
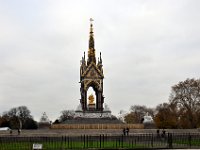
top-left (88, 94), bottom-right (95, 104)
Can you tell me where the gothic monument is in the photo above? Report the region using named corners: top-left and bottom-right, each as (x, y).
top-left (79, 19), bottom-right (104, 111)
top-left (74, 19), bottom-right (113, 119)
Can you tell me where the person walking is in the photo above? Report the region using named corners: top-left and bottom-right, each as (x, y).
top-left (157, 129), bottom-right (160, 138)
top-left (18, 129), bottom-right (21, 135)
top-left (123, 128), bottom-right (126, 136)
top-left (9, 129), bottom-right (12, 136)
top-left (162, 129), bottom-right (166, 138)
top-left (126, 127), bottom-right (129, 136)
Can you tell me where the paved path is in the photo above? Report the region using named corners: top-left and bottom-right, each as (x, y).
top-left (0, 129), bottom-right (198, 137)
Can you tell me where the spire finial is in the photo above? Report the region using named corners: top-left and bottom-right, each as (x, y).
top-left (89, 18), bottom-right (94, 35)
top-left (89, 18), bottom-right (94, 36)
top-left (88, 18), bottom-right (96, 64)
top-left (89, 18), bottom-right (94, 49)
top-left (90, 18), bottom-right (94, 24)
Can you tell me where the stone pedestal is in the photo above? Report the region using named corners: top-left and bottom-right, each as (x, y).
top-left (60, 104), bottom-right (123, 124)
top-left (88, 104), bottom-right (95, 110)
top-left (62, 110), bottom-right (123, 124)
top-left (75, 110), bottom-right (112, 118)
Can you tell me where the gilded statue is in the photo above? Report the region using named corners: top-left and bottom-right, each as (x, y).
top-left (88, 94), bottom-right (95, 104)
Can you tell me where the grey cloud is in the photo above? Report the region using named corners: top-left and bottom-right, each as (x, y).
top-left (1, 0), bottom-right (200, 121)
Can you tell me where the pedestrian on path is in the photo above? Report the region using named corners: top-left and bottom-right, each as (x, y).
top-left (126, 127), bottom-right (129, 136)
top-left (123, 128), bottom-right (126, 136)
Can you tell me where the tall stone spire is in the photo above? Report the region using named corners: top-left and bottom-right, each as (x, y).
top-left (87, 18), bottom-right (96, 65)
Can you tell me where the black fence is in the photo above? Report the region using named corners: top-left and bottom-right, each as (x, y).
top-left (0, 133), bottom-right (200, 149)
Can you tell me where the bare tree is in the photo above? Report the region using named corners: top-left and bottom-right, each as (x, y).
top-left (2, 106), bottom-right (36, 129)
top-left (124, 112), bottom-right (135, 123)
top-left (170, 78), bottom-right (200, 128)
top-left (154, 103), bottom-right (179, 129)
top-left (124, 105), bottom-right (155, 124)
top-left (59, 110), bottom-right (75, 122)
top-left (130, 105), bottom-right (155, 123)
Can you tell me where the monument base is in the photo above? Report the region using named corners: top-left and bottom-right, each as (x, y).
top-left (61, 104), bottom-right (123, 124)
top-left (61, 110), bottom-right (122, 124)
top-left (74, 110), bottom-right (112, 118)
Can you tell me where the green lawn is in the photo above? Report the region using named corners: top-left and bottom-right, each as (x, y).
top-left (1, 135), bottom-right (199, 149)
top-left (0, 141), bottom-right (144, 150)
top-left (174, 139), bottom-right (200, 146)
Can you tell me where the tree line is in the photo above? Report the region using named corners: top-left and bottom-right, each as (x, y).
top-left (1, 78), bottom-right (200, 129)
top-left (51, 78), bottom-right (200, 128)
top-left (0, 106), bottom-right (38, 129)
top-left (123, 78), bottom-right (200, 128)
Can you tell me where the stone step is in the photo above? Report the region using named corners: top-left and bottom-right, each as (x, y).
top-left (62, 118), bottom-right (123, 124)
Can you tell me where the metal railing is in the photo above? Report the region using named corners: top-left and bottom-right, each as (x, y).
top-left (0, 133), bottom-right (200, 149)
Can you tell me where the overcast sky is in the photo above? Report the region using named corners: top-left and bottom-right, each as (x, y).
top-left (0, 0), bottom-right (200, 121)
